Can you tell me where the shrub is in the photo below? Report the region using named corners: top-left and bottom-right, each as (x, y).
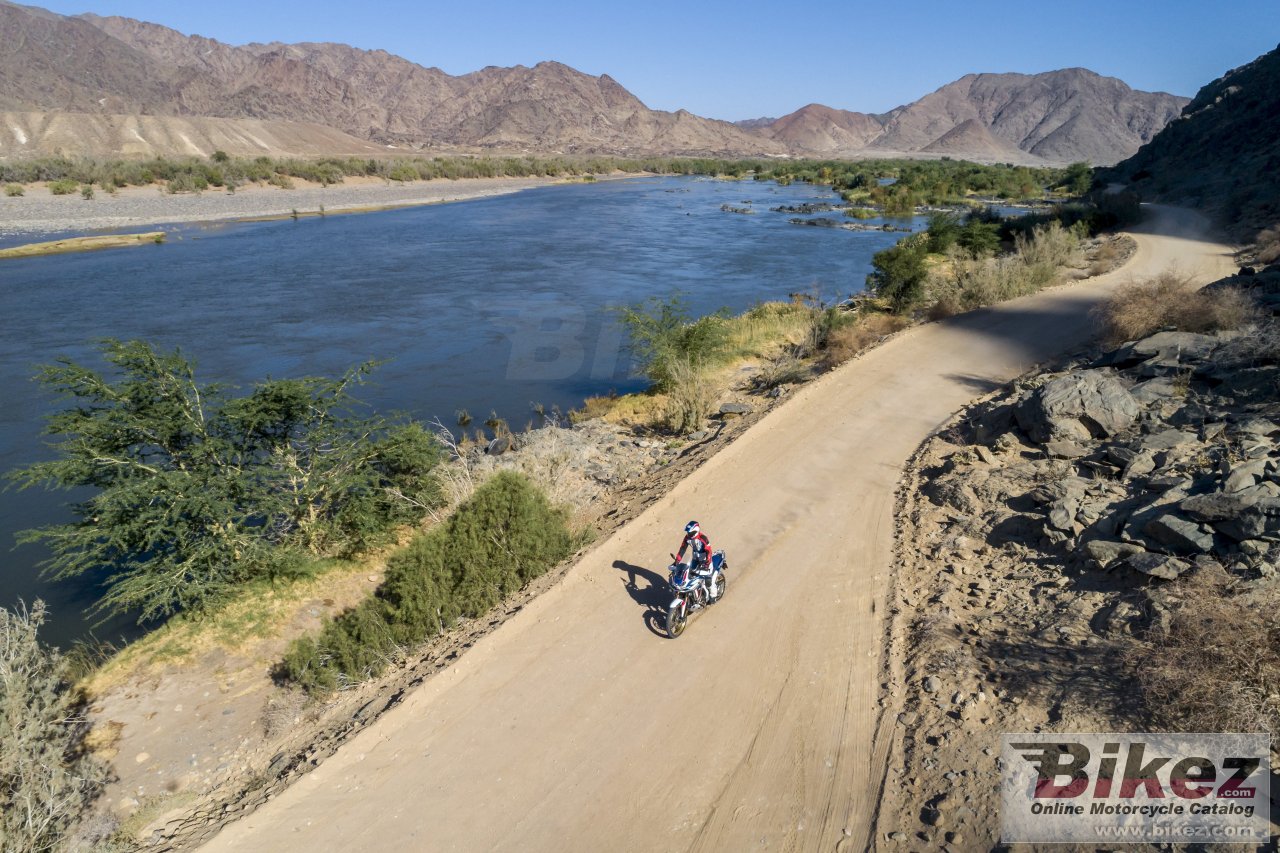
top-left (3, 183), bottom-right (23, 197)
top-left (1255, 224), bottom-right (1280, 265)
top-left (867, 234), bottom-right (930, 311)
top-left (1, 601), bottom-right (106, 852)
top-left (283, 472), bottom-right (577, 694)
top-left (1098, 270), bottom-right (1258, 344)
top-left (663, 357), bottom-right (719, 434)
top-left (80, 185), bottom-right (94, 200)
top-left (1129, 574), bottom-right (1280, 736)
top-left (924, 211), bottom-right (961, 254)
top-left (820, 313), bottom-right (908, 368)
top-left (957, 218), bottom-right (1001, 258)
top-left (268, 173), bottom-right (295, 190)
top-left (616, 295), bottom-right (729, 390)
top-left (47, 179), bottom-right (78, 195)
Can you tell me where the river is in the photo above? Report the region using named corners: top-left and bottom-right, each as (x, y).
top-left (0, 175), bottom-right (920, 645)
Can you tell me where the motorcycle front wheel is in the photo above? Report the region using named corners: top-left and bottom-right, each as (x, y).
top-left (666, 602), bottom-right (687, 639)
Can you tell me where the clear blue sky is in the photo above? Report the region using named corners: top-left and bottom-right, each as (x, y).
top-left (30, 0), bottom-right (1280, 120)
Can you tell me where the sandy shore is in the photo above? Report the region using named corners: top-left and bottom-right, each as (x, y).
top-left (0, 175), bottom-right (576, 238)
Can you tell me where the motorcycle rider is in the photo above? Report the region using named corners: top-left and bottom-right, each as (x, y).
top-left (676, 520), bottom-right (712, 577)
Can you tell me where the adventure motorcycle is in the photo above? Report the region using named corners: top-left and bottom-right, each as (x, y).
top-left (665, 550), bottom-right (727, 639)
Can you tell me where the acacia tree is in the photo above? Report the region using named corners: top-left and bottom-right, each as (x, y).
top-left (10, 340), bottom-right (441, 623)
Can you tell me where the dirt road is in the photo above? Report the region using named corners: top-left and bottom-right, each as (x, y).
top-left (200, 206), bottom-right (1234, 852)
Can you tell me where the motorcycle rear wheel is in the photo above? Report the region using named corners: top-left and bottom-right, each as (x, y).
top-left (666, 603), bottom-right (687, 639)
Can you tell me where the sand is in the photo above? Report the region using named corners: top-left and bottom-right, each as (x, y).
top-left (0, 175), bottom-right (573, 238)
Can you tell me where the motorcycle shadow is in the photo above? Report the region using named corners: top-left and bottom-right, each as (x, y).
top-left (613, 560), bottom-right (671, 638)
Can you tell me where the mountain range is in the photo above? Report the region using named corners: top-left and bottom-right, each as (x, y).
top-left (0, 0), bottom-right (1187, 165)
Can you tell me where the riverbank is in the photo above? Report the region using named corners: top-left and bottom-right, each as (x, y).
top-left (0, 175), bottom-right (587, 238)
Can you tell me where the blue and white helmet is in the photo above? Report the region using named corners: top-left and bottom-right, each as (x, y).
top-left (684, 520), bottom-right (700, 537)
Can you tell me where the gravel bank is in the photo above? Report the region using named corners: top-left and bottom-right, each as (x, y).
top-left (0, 176), bottom-right (567, 238)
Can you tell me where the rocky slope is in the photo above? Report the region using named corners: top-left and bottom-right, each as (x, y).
top-left (878, 276), bottom-right (1279, 847)
top-left (756, 69), bottom-right (1186, 165)
top-left (1, 0), bottom-right (1183, 163)
top-left (1103, 43), bottom-right (1280, 239)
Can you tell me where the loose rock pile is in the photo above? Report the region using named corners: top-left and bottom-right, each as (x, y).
top-left (876, 316), bottom-right (1279, 849)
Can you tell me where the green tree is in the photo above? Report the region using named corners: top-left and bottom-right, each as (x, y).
top-left (615, 295), bottom-right (728, 389)
top-left (958, 219), bottom-right (1002, 258)
top-left (1, 601), bottom-right (106, 853)
top-left (9, 341), bottom-right (441, 623)
top-left (867, 234), bottom-right (931, 311)
top-left (924, 211), bottom-right (961, 253)
top-left (1063, 161), bottom-right (1093, 196)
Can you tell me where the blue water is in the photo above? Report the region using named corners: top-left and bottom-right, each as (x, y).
top-left (0, 176), bottom-right (920, 645)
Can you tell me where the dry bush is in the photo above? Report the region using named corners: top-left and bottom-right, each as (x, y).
top-left (1131, 578), bottom-right (1280, 736)
top-left (1015, 221), bottom-right (1082, 272)
top-left (1256, 224), bottom-right (1280, 264)
top-left (663, 357), bottom-right (719, 434)
top-left (821, 313), bottom-right (908, 368)
top-left (757, 354), bottom-right (811, 388)
top-left (1, 601), bottom-right (106, 853)
top-left (569, 393), bottom-right (618, 424)
top-left (1098, 270), bottom-right (1258, 344)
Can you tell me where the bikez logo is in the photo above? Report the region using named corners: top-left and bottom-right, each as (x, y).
top-left (999, 733), bottom-right (1269, 844)
top-left (1015, 741), bottom-right (1259, 801)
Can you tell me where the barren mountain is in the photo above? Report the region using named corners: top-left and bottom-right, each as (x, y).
top-left (1103, 43), bottom-right (1280, 238)
top-left (755, 103), bottom-right (883, 156)
top-left (918, 117), bottom-right (1033, 162)
top-left (0, 0), bottom-right (1185, 163)
top-left (870, 69), bottom-right (1187, 165)
top-left (2, 2), bottom-right (780, 157)
top-left (0, 110), bottom-right (385, 159)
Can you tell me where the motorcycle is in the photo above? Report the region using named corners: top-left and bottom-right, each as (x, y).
top-left (665, 549), bottom-right (728, 639)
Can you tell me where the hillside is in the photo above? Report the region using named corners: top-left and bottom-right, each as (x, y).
top-left (1103, 43), bottom-right (1280, 238)
top-left (749, 69), bottom-right (1186, 165)
top-left (0, 111), bottom-right (386, 159)
top-left (753, 103), bottom-right (883, 156)
top-left (0, 1), bottom-right (781, 158)
top-left (0, 0), bottom-right (1184, 164)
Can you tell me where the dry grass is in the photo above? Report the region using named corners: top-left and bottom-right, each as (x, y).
top-left (821, 313), bottom-right (909, 368)
top-left (1256, 224), bottom-right (1280, 265)
top-left (80, 556), bottom-right (381, 696)
top-left (662, 357), bottom-right (720, 434)
top-left (1098, 269), bottom-right (1258, 345)
top-left (1130, 574), bottom-right (1280, 736)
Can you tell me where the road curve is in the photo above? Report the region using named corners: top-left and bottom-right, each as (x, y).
top-left (201, 206), bottom-right (1233, 852)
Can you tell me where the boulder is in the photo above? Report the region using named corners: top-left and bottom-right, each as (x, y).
top-left (1044, 440), bottom-right (1088, 459)
top-left (1130, 377), bottom-right (1180, 404)
top-left (1224, 460), bottom-right (1269, 493)
top-left (1143, 514), bottom-right (1215, 554)
top-left (1180, 492), bottom-right (1260, 522)
top-left (1123, 450), bottom-right (1157, 479)
top-left (1126, 552), bottom-right (1192, 580)
top-left (1130, 331), bottom-right (1220, 362)
top-left (718, 402), bottom-right (753, 416)
top-left (486, 434), bottom-right (517, 455)
top-left (1014, 371), bottom-right (1140, 444)
top-left (1139, 430), bottom-right (1196, 454)
top-left (1085, 539), bottom-right (1146, 570)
